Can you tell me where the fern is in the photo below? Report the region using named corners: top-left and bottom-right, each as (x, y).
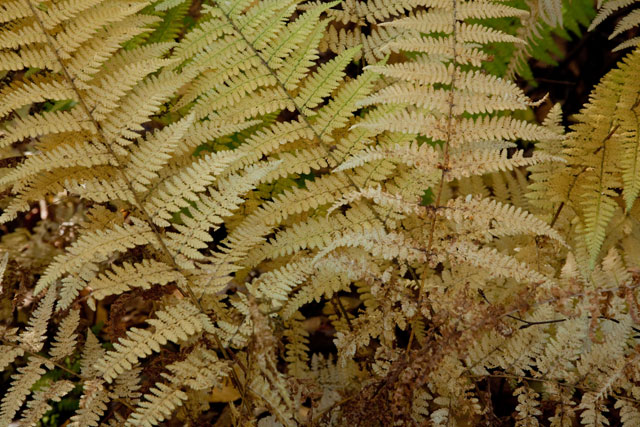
top-left (590, 0), bottom-right (640, 51)
top-left (563, 47), bottom-right (640, 268)
top-left (1, 0), bottom-right (640, 425)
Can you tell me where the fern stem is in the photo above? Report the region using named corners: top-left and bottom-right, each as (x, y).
top-left (408, 0), bottom-right (458, 352)
top-left (331, 296), bottom-right (353, 330)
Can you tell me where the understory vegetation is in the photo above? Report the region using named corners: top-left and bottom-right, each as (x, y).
top-left (1, 0), bottom-right (640, 425)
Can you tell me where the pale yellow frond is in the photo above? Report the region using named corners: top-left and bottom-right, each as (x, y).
top-left (580, 184), bottom-right (619, 269)
top-left (38, 0), bottom-right (106, 29)
top-left (0, 75), bottom-right (75, 119)
top-left (0, 0), bottom-right (32, 25)
top-left (143, 151), bottom-right (236, 227)
top-left (0, 360), bottom-right (47, 425)
top-left (360, 83), bottom-right (530, 114)
top-left (160, 346), bottom-right (230, 391)
top-left (247, 258), bottom-right (315, 309)
top-left (126, 114), bottom-right (194, 192)
top-left (383, 36), bottom-right (489, 66)
top-left (0, 251), bottom-right (7, 294)
top-left (447, 149), bottom-right (564, 180)
top-left (125, 382), bottom-right (187, 427)
top-left (0, 141), bottom-right (111, 190)
top-left (589, 0), bottom-right (637, 30)
top-left (19, 380), bottom-right (75, 427)
top-left (165, 161), bottom-right (279, 268)
top-left (615, 399), bottom-right (640, 426)
top-left (80, 331), bottom-right (105, 378)
top-left (68, 379), bottom-right (109, 427)
top-left (36, 217), bottom-right (155, 299)
top-left (458, 22), bottom-right (525, 44)
top-left (18, 286), bottom-right (56, 353)
top-left (258, 204), bottom-right (378, 262)
top-left (335, 141), bottom-right (439, 172)
top-left (0, 108), bottom-right (94, 148)
top-left (443, 196), bottom-right (565, 244)
top-left (514, 385), bottom-right (542, 425)
top-left (95, 300), bottom-right (214, 382)
top-left (0, 346), bottom-right (24, 372)
top-left (295, 46), bottom-right (361, 113)
top-left (314, 227), bottom-right (428, 264)
top-left (86, 260), bottom-right (184, 310)
top-left (329, 185), bottom-right (427, 218)
top-left (312, 68), bottom-right (381, 141)
top-left (446, 241), bottom-right (551, 285)
top-left (49, 309), bottom-right (80, 361)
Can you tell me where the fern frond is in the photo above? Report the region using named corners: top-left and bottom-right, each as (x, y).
top-left (0, 346), bottom-right (24, 372)
top-left (615, 399), bottom-right (640, 426)
top-left (0, 251), bottom-right (7, 293)
top-left (95, 300), bottom-right (214, 382)
top-left (579, 392), bottom-right (610, 427)
top-left (247, 258), bottom-right (315, 309)
top-left (314, 226), bottom-right (428, 264)
top-left (126, 382), bottom-right (187, 427)
top-left (564, 48), bottom-right (640, 268)
top-left (446, 241), bottom-right (551, 285)
top-left (19, 380), bottom-right (75, 427)
top-left (18, 286), bottom-right (56, 352)
top-left (165, 160), bottom-right (280, 268)
top-left (296, 46), bottom-right (361, 113)
top-left (590, 0), bottom-right (640, 51)
top-left (142, 150), bottom-right (236, 227)
top-left (111, 366), bottom-right (142, 402)
top-left (161, 346), bottom-right (230, 391)
top-left (80, 330), bottom-right (105, 378)
top-left (0, 359), bottom-right (48, 425)
top-left (443, 196), bottom-right (565, 244)
top-left (36, 217), bottom-right (156, 303)
top-left (526, 103), bottom-right (566, 218)
top-left (69, 379), bottom-right (109, 427)
top-left (86, 260), bottom-right (184, 310)
top-left (448, 149), bottom-right (564, 180)
top-left (335, 141), bottom-right (439, 172)
top-left (514, 385), bottom-right (542, 425)
top-left (49, 309), bottom-right (80, 361)
top-left (283, 311), bottom-right (310, 377)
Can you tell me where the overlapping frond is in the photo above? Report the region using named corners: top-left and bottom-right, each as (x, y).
top-left (95, 300), bottom-right (214, 382)
top-left (0, 0), bottom-right (638, 425)
top-left (563, 47), bottom-right (640, 268)
top-left (590, 0), bottom-right (640, 51)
